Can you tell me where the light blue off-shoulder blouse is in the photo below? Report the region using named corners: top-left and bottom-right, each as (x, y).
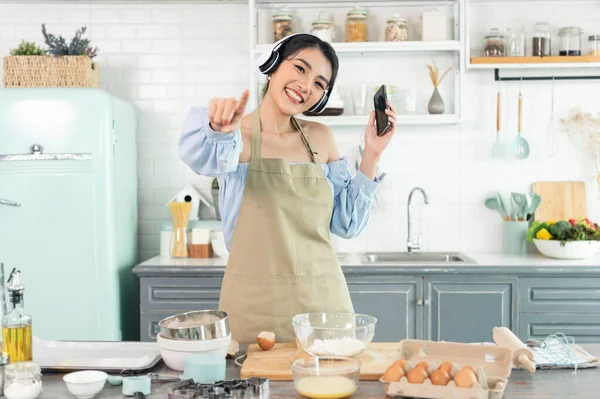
top-left (179, 106), bottom-right (380, 251)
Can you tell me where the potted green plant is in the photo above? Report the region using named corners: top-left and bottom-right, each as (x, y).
top-left (527, 218), bottom-right (600, 259)
top-left (3, 24), bottom-right (100, 88)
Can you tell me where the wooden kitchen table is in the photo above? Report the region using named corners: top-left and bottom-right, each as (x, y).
top-left (39, 344), bottom-right (600, 398)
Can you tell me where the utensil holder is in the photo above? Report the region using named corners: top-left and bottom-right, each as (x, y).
top-left (503, 221), bottom-right (528, 255)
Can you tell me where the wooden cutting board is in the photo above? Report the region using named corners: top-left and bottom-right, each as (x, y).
top-left (531, 181), bottom-right (587, 221)
top-left (239, 342), bottom-right (398, 381)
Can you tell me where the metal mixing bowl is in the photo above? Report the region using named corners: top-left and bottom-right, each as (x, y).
top-left (158, 310), bottom-right (229, 340)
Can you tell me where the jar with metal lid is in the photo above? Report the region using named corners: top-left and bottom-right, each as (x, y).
top-left (4, 361), bottom-right (42, 399)
top-left (385, 13), bottom-right (408, 42)
top-left (589, 35), bottom-right (600, 56)
top-left (484, 28), bottom-right (505, 57)
top-left (532, 22), bottom-right (551, 56)
top-left (559, 26), bottom-right (582, 56)
top-left (310, 11), bottom-right (334, 43)
top-left (273, 5), bottom-right (292, 42)
top-left (346, 4), bottom-right (368, 42)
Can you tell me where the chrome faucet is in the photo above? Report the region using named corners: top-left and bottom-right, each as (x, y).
top-left (407, 187), bottom-right (429, 253)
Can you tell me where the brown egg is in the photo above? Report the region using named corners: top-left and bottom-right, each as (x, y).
top-left (454, 368), bottom-right (477, 388)
top-left (430, 369), bottom-right (450, 386)
top-left (416, 361), bottom-right (429, 370)
top-left (406, 367), bottom-right (428, 384)
top-left (438, 361), bottom-right (454, 375)
top-left (393, 360), bottom-right (407, 371)
top-left (463, 365), bottom-right (477, 374)
top-left (382, 365), bottom-right (404, 382)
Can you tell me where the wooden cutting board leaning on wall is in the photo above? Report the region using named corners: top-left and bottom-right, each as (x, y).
top-left (531, 181), bottom-right (587, 221)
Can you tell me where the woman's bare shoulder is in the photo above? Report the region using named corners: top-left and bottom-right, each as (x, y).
top-left (295, 118), bottom-right (340, 162)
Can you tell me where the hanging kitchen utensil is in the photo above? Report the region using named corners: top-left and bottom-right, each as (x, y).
top-left (510, 80), bottom-right (530, 160)
top-left (546, 75), bottom-right (557, 157)
top-left (492, 86), bottom-right (506, 158)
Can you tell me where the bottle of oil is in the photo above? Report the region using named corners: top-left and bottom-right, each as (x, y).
top-left (2, 269), bottom-right (32, 363)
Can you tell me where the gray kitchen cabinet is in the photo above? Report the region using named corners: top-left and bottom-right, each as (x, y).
top-left (346, 276), bottom-right (422, 343)
top-left (424, 277), bottom-right (517, 343)
top-left (519, 314), bottom-right (600, 343)
top-left (133, 259), bottom-right (600, 344)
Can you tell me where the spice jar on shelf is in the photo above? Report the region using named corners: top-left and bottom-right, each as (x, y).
top-left (559, 26), bottom-right (582, 56)
top-left (346, 4), bottom-right (368, 42)
top-left (310, 11), bottom-right (334, 43)
top-left (588, 35), bottom-right (600, 56)
top-left (273, 5), bottom-right (293, 42)
top-left (484, 28), bottom-right (505, 57)
top-left (385, 13), bottom-right (408, 42)
top-left (532, 22), bottom-right (551, 56)
top-left (507, 26), bottom-right (526, 56)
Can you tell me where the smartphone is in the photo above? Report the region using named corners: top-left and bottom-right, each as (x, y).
top-left (373, 85), bottom-right (391, 136)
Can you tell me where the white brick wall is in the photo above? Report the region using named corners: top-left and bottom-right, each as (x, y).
top-left (1, 1), bottom-right (599, 262)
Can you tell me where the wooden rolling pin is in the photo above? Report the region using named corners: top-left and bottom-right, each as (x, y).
top-left (493, 327), bottom-right (536, 373)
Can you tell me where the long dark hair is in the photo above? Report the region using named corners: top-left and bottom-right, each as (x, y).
top-left (263, 34), bottom-right (339, 96)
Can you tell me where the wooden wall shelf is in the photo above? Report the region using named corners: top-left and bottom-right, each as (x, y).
top-left (471, 56), bottom-right (600, 65)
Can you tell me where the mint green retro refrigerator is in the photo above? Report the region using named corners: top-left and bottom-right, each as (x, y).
top-left (0, 88), bottom-right (139, 342)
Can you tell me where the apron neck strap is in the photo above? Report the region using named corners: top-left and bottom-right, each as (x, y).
top-left (251, 109), bottom-right (320, 164)
top-left (251, 110), bottom-right (262, 159)
top-left (291, 117), bottom-right (320, 164)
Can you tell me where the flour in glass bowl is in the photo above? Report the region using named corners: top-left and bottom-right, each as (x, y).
top-left (307, 337), bottom-right (366, 357)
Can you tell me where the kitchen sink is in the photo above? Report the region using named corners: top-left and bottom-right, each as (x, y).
top-left (360, 251), bottom-right (476, 264)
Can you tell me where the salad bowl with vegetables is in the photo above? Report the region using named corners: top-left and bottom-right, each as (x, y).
top-left (527, 218), bottom-right (600, 260)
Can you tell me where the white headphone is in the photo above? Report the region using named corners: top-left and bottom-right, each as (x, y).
top-left (256, 33), bottom-right (330, 114)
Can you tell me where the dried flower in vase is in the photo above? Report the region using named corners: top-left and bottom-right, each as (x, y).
top-left (559, 106), bottom-right (600, 193)
top-left (426, 58), bottom-right (453, 88)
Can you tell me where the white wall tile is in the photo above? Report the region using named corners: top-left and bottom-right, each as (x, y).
top-left (2, 1), bottom-right (599, 262)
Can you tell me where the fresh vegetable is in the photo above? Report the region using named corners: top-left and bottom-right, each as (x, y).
top-left (536, 228), bottom-right (553, 240)
top-left (528, 218), bottom-right (600, 246)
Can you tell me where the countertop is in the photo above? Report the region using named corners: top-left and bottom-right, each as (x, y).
top-left (40, 344), bottom-right (600, 398)
top-left (132, 252), bottom-right (600, 276)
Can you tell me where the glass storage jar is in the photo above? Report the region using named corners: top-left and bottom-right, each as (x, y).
top-left (484, 28), bottom-right (505, 57)
top-left (310, 11), bottom-right (334, 43)
top-left (273, 6), bottom-right (292, 42)
top-left (507, 26), bottom-right (526, 56)
top-left (346, 4), bottom-right (368, 42)
top-left (558, 26), bottom-right (582, 56)
top-left (385, 13), bottom-right (408, 42)
top-left (589, 35), bottom-right (600, 56)
top-left (532, 22), bottom-right (551, 56)
top-left (4, 362), bottom-right (42, 399)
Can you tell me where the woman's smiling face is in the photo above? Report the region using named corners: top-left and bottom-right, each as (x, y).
top-left (267, 47), bottom-right (333, 116)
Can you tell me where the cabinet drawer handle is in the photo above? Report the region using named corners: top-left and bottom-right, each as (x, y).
top-left (0, 198), bottom-right (21, 207)
top-left (417, 299), bottom-right (423, 306)
top-left (424, 299), bottom-right (430, 306)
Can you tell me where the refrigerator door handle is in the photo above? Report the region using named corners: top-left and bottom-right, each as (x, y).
top-left (0, 198), bottom-right (21, 207)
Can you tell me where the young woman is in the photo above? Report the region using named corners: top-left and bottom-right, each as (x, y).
top-left (179, 33), bottom-right (397, 344)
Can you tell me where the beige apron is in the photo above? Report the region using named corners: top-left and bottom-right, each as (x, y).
top-left (218, 109), bottom-right (354, 345)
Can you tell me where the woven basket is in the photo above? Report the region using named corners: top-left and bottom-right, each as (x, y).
top-left (2, 55), bottom-right (100, 88)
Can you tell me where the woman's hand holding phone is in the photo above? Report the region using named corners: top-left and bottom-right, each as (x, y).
top-left (208, 89), bottom-right (250, 133)
top-left (364, 100), bottom-right (397, 158)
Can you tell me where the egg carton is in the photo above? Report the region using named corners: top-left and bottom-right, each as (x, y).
top-left (380, 339), bottom-right (513, 399)
top-left (167, 378), bottom-right (270, 399)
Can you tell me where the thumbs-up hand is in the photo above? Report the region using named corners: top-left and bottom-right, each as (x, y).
top-left (208, 90), bottom-right (250, 133)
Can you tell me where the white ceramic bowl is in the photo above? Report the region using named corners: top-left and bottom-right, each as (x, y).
top-left (157, 333), bottom-right (231, 371)
top-left (533, 239), bottom-right (600, 260)
top-left (63, 370), bottom-right (107, 399)
top-left (211, 231), bottom-right (229, 259)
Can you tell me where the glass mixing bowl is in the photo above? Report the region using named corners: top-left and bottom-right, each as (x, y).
top-left (291, 356), bottom-right (361, 399)
top-left (292, 312), bottom-right (377, 357)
